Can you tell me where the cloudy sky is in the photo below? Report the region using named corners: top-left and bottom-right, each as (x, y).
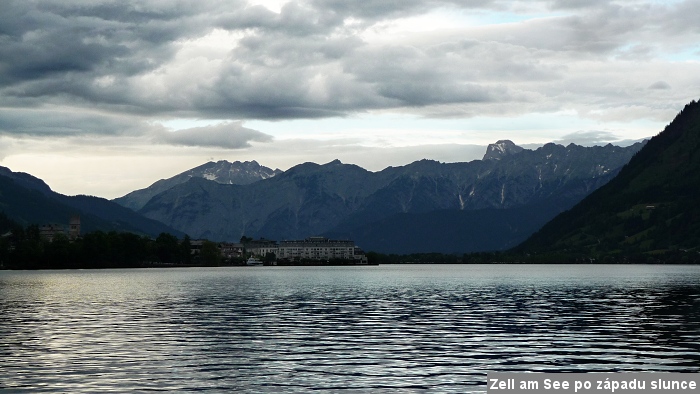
top-left (1, 0), bottom-right (699, 198)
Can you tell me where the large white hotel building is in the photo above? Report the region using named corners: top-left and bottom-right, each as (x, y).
top-left (247, 236), bottom-right (367, 263)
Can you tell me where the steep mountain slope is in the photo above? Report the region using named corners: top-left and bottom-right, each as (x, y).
top-left (329, 174), bottom-right (618, 254)
top-left (0, 166), bottom-right (182, 237)
top-left (136, 142), bottom-right (644, 252)
top-left (115, 160), bottom-right (281, 211)
top-left (518, 100), bottom-right (700, 259)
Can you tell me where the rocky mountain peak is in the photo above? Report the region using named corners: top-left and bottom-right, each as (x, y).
top-left (187, 160), bottom-right (281, 183)
top-left (483, 140), bottom-right (524, 160)
top-left (114, 159), bottom-right (282, 211)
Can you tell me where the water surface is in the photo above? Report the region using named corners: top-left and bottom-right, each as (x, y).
top-left (1, 264), bottom-right (699, 392)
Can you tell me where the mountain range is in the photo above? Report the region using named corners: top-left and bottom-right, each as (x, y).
top-left (3, 100), bottom-right (697, 258)
top-left (113, 140), bottom-right (645, 253)
top-left (518, 99), bottom-right (700, 261)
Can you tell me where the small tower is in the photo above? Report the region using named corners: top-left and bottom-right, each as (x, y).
top-left (69, 215), bottom-right (81, 240)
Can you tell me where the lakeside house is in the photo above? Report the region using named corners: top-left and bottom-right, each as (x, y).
top-left (219, 242), bottom-right (244, 259)
top-left (39, 215), bottom-right (81, 242)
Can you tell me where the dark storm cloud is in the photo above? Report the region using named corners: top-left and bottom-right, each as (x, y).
top-left (0, 0), bottom-right (370, 119)
top-left (0, 0), bottom-right (224, 115)
top-left (0, 107), bottom-right (274, 150)
top-left (0, 1), bottom-right (209, 84)
top-left (0, 108), bottom-right (144, 137)
top-left (308, 0), bottom-right (499, 21)
top-left (0, 0), bottom-right (504, 110)
top-left (0, 0), bottom-right (699, 135)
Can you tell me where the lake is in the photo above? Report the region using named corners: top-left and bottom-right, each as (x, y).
top-left (1, 264), bottom-right (699, 392)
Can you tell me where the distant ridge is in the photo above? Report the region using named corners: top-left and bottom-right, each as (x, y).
top-left (518, 100), bottom-right (700, 260)
top-left (0, 166), bottom-right (183, 237)
top-left (124, 141), bottom-right (645, 253)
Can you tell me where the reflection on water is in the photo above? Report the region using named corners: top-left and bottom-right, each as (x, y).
top-left (1, 265), bottom-right (699, 393)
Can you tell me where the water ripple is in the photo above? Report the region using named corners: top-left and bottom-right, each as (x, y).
top-left (1, 265), bottom-right (699, 392)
